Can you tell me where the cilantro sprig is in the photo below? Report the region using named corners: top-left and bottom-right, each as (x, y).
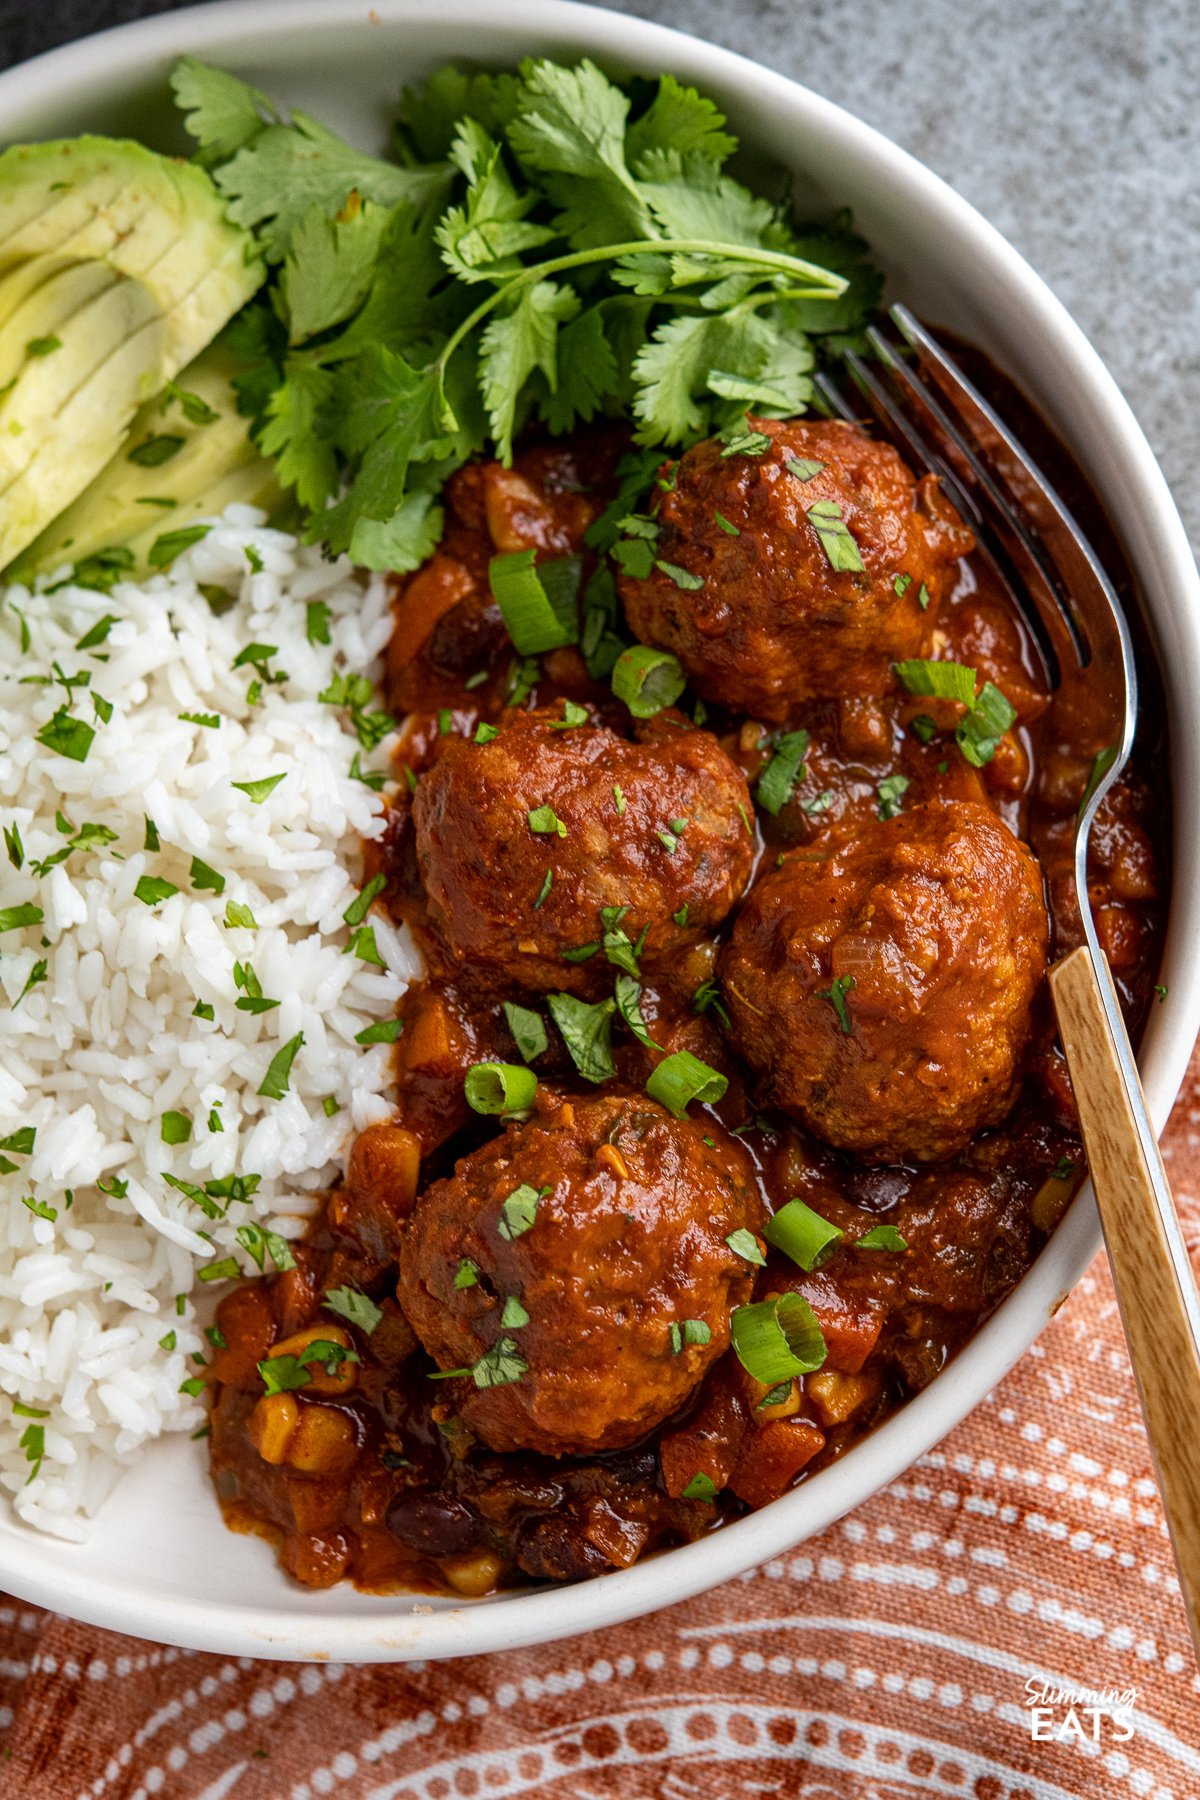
top-left (172, 56), bottom-right (879, 572)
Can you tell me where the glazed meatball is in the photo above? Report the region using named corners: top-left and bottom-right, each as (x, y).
top-left (619, 418), bottom-right (971, 721)
top-left (412, 707), bottom-right (754, 993)
top-left (396, 1092), bottom-right (764, 1455)
top-left (720, 801), bottom-right (1049, 1161)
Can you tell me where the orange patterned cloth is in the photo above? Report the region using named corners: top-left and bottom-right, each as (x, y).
top-left (2, 1058), bottom-right (1199, 1800)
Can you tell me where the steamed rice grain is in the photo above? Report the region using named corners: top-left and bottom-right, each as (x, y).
top-left (0, 506), bottom-right (417, 1537)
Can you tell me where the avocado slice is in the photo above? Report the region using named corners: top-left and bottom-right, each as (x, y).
top-left (0, 136), bottom-right (264, 569)
top-left (9, 345), bottom-right (284, 582)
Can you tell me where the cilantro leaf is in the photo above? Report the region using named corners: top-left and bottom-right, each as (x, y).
top-left (479, 279), bottom-right (580, 462)
top-left (171, 56), bottom-right (276, 165)
top-left (278, 200), bottom-right (391, 343)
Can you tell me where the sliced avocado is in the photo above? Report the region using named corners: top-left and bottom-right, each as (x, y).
top-left (9, 345), bottom-right (284, 581)
top-left (0, 136), bottom-right (264, 569)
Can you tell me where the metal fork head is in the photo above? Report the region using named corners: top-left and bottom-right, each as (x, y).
top-left (814, 303), bottom-right (1138, 891)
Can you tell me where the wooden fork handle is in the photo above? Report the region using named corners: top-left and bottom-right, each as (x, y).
top-left (1050, 945), bottom-right (1200, 1660)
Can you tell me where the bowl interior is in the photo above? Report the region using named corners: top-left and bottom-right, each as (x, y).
top-left (1, 0), bottom-right (1198, 1662)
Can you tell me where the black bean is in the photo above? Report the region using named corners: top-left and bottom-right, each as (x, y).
top-left (386, 1490), bottom-right (481, 1556)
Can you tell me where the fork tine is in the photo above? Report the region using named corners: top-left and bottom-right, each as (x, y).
top-left (863, 325), bottom-right (1089, 677)
top-left (886, 306), bottom-right (1135, 684)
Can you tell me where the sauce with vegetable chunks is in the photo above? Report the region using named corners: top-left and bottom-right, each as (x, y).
top-left (208, 362), bottom-right (1165, 1596)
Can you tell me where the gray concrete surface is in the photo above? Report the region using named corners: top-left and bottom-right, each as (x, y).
top-left (3, 0), bottom-right (1197, 539)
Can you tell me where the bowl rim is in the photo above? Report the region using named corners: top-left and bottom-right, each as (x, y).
top-left (1, 0), bottom-right (1198, 1664)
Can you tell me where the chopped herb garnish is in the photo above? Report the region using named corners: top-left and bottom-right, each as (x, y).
top-left (614, 973), bottom-right (662, 1050)
top-left (918, 583), bottom-right (931, 610)
top-left (786, 457), bottom-right (826, 481)
top-left (503, 1000), bottom-right (549, 1063)
top-left (345, 925), bottom-right (384, 965)
top-left (806, 500), bottom-right (865, 572)
top-left (855, 1225), bottom-right (908, 1252)
top-left (498, 1183), bottom-right (548, 1241)
top-left (547, 992), bottom-right (616, 1082)
top-left (236, 1223), bottom-right (297, 1272)
top-left (75, 614), bottom-right (119, 651)
top-left (322, 1095), bottom-right (340, 1116)
top-left (893, 657), bottom-right (977, 706)
top-left (474, 722), bottom-right (500, 745)
top-left (231, 773), bottom-right (286, 804)
top-left (550, 699), bottom-right (589, 730)
top-left (910, 713), bottom-right (938, 744)
top-left (160, 1111), bottom-right (192, 1146)
top-left (726, 1227), bottom-right (766, 1267)
top-left (527, 804), bottom-right (567, 837)
top-left (692, 977), bottom-right (732, 1030)
top-left (35, 710), bottom-right (94, 763)
top-left (817, 972), bottom-right (856, 1034)
top-left (244, 544), bottom-right (265, 574)
top-left (454, 1259), bottom-right (479, 1289)
top-left (470, 1337), bottom-right (529, 1389)
top-left (3, 823), bottom-right (22, 870)
top-left (501, 1295), bottom-right (530, 1329)
top-left (669, 1319), bottom-right (712, 1355)
top-left (893, 572), bottom-right (912, 597)
top-left (349, 751), bottom-right (386, 789)
top-left (713, 510), bottom-right (740, 536)
top-left (189, 856), bottom-right (226, 896)
top-left (21, 1195), bottom-right (57, 1222)
top-left (257, 1031), bottom-right (304, 1099)
top-left (133, 876), bottom-right (178, 907)
top-left (673, 903), bottom-right (689, 928)
top-left (224, 900), bottom-right (257, 928)
top-left (757, 729), bottom-right (809, 815)
top-left (533, 867), bottom-right (554, 909)
top-left (305, 600), bottom-right (332, 643)
top-left (323, 1286), bottom-right (383, 1333)
top-left (27, 334), bottom-right (61, 356)
top-left (14, 959), bottom-right (48, 1008)
top-left (1154, 983), bottom-right (1168, 1003)
top-left (128, 434), bottom-right (185, 467)
top-left (149, 524), bottom-right (211, 567)
top-left (956, 681), bottom-right (1017, 768)
top-left (258, 1338), bottom-right (359, 1395)
top-left (681, 1472), bottom-right (718, 1501)
top-left (354, 1017), bottom-right (404, 1045)
top-left (613, 784), bottom-right (627, 817)
top-left (344, 873), bottom-right (387, 927)
top-left (179, 710), bottom-right (220, 729)
top-left (876, 773), bottom-right (910, 820)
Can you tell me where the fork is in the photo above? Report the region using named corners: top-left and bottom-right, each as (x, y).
top-left (815, 304), bottom-right (1200, 1660)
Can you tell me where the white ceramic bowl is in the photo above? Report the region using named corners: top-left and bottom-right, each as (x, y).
top-left (1, 0), bottom-right (1197, 1664)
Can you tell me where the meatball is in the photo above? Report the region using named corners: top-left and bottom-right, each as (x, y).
top-left (720, 801), bottom-right (1049, 1161)
top-left (619, 418), bottom-right (971, 721)
top-left (396, 1092), bottom-right (764, 1455)
top-left (412, 707), bottom-right (753, 993)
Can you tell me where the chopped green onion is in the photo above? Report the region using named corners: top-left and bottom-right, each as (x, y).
top-left (464, 1061), bottom-right (538, 1115)
top-left (489, 548), bottom-right (579, 654)
top-left (612, 645), bottom-right (686, 719)
top-left (757, 729), bottom-right (809, 815)
top-left (729, 1292), bottom-right (827, 1384)
top-left (547, 993), bottom-right (616, 1083)
top-left (646, 1049), bottom-right (728, 1117)
top-left (893, 658), bottom-right (977, 706)
top-left (764, 1197), bottom-right (844, 1271)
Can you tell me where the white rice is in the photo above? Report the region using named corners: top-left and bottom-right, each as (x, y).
top-left (0, 506), bottom-right (419, 1539)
